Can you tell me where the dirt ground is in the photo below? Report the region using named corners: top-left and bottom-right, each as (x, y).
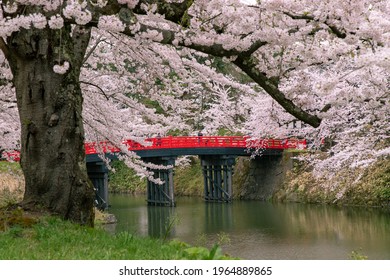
top-left (0, 173), bottom-right (24, 192)
top-left (0, 171), bottom-right (25, 208)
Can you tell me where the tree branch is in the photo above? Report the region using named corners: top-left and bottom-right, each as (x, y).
top-left (83, 35), bottom-right (105, 64)
top-left (0, 97), bottom-right (17, 103)
top-left (0, 37), bottom-right (11, 59)
top-left (283, 11), bottom-right (347, 39)
top-left (80, 81), bottom-right (109, 100)
top-left (233, 56), bottom-right (322, 128)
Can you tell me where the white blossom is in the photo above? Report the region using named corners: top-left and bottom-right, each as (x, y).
top-left (98, 16), bottom-right (126, 32)
top-left (48, 15), bottom-right (64, 29)
top-left (3, 2), bottom-right (18, 13)
top-left (53, 61), bottom-right (70, 75)
top-left (117, 0), bottom-right (139, 9)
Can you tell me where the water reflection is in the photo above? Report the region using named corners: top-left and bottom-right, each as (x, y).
top-left (147, 206), bottom-right (175, 238)
top-left (108, 194), bottom-right (390, 259)
top-left (204, 202), bottom-right (234, 232)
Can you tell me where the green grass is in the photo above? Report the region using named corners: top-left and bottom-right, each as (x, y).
top-left (0, 161), bottom-right (22, 173)
top-left (0, 216), bottom-right (234, 260)
top-left (108, 157), bottom-right (205, 197)
top-left (174, 157), bottom-right (203, 196)
top-left (109, 161), bottom-right (146, 193)
top-left (350, 249), bottom-right (368, 260)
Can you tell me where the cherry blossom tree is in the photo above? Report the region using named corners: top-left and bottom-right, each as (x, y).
top-left (0, 0), bottom-right (389, 225)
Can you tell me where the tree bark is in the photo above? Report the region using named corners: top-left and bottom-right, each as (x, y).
top-left (5, 26), bottom-right (95, 226)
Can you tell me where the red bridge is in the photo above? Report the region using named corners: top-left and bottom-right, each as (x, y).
top-left (83, 136), bottom-right (306, 209)
top-left (2, 136), bottom-right (306, 161)
top-left (84, 136), bottom-right (307, 156)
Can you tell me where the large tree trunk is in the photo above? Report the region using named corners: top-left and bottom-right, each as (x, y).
top-left (5, 26), bottom-right (95, 226)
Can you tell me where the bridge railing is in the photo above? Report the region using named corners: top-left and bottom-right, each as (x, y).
top-left (140, 136), bottom-right (248, 149)
top-left (0, 150), bottom-right (21, 161)
top-left (246, 138), bottom-right (307, 150)
top-left (84, 136), bottom-right (307, 155)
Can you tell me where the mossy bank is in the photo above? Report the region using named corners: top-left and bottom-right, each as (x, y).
top-left (274, 155), bottom-right (390, 208)
top-left (110, 153), bottom-right (389, 208)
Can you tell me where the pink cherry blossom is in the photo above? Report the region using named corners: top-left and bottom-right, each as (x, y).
top-left (0, 0), bottom-right (388, 180)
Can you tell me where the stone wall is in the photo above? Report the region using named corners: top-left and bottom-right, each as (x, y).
top-left (233, 153), bottom-right (294, 200)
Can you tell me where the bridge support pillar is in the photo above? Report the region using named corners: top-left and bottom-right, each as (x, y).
top-left (86, 161), bottom-right (109, 210)
top-left (201, 155), bottom-right (236, 202)
top-left (146, 157), bottom-right (176, 207)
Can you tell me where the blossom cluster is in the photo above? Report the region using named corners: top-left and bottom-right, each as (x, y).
top-left (53, 61), bottom-right (70, 74)
top-left (63, 0), bottom-right (92, 25)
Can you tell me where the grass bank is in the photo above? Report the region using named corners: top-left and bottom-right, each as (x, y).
top-left (274, 156), bottom-right (390, 208)
top-left (174, 157), bottom-right (203, 196)
top-left (109, 161), bottom-right (146, 193)
top-left (0, 212), bottom-right (233, 259)
top-left (109, 157), bottom-right (204, 196)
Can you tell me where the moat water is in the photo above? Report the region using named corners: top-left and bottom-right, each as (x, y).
top-left (107, 194), bottom-right (390, 260)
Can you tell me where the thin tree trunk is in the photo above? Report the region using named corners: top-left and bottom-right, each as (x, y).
top-left (5, 26), bottom-right (94, 226)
